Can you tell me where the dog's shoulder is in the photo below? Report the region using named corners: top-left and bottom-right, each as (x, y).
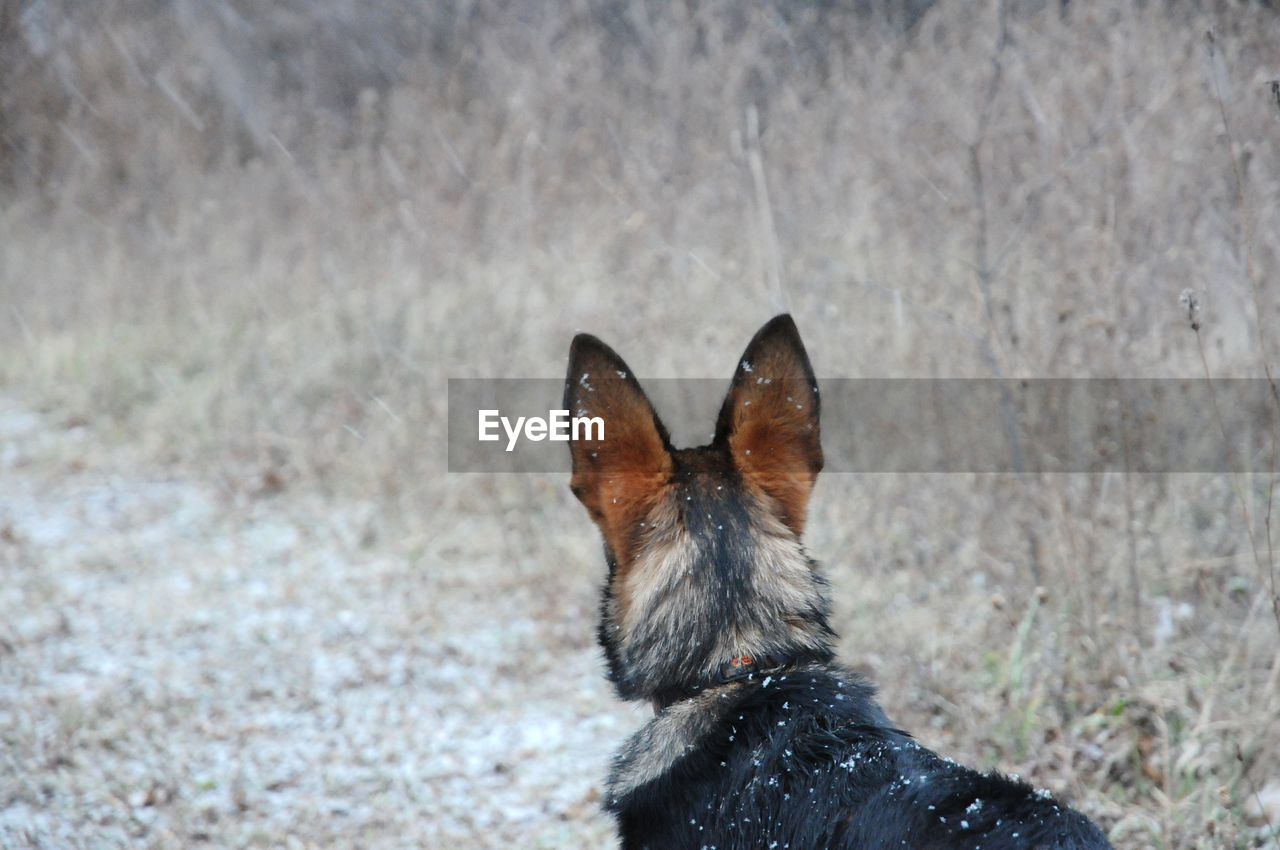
top-left (606, 682), bottom-right (747, 804)
top-left (605, 666), bottom-right (900, 837)
top-left (608, 665), bottom-right (1110, 849)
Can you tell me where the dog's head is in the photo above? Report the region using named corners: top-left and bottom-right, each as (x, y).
top-left (564, 315), bottom-right (834, 703)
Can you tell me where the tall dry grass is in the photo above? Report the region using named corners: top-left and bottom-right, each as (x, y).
top-left (2, 1), bottom-right (1279, 846)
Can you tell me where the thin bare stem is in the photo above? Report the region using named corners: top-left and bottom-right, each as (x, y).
top-left (1205, 30), bottom-right (1280, 631)
top-left (1194, 327), bottom-right (1264, 584)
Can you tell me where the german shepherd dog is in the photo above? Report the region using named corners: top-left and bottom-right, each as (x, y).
top-left (563, 315), bottom-right (1111, 849)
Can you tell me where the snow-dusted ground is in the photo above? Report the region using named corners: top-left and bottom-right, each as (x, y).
top-left (0, 399), bottom-right (632, 848)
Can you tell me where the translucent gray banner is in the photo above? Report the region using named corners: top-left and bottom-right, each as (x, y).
top-left (447, 379), bottom-right (1280, 473)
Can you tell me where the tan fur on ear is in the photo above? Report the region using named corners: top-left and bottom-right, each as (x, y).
top-left (715, 315), bottom-right (822, 536)
top-left (565, 334), bottom-right (674, 561)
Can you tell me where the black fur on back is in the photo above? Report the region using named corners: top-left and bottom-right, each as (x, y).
top-left (608, 666), bottom-right (1111, 850)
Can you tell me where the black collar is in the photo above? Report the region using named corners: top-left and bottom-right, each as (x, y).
top-left (651, 651), bottom-right (818, 712)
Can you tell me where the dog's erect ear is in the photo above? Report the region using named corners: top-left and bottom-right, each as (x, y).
top-left (564, 334), bottom-right (674, 538)
top-left (714, 315), bottom-right (822, 535)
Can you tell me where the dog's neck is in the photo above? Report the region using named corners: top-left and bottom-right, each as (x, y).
top-left (648, 649), bottom-right (832, 713)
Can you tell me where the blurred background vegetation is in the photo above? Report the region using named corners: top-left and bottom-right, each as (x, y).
top-left (2, 1), bottom-right (1279, 847)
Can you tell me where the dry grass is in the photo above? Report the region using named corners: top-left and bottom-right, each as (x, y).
top-left (2, 0), bottom-right (1279, 847)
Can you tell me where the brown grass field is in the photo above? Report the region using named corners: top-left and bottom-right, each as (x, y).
top-left (1, 1), bottom-right (1279, 847)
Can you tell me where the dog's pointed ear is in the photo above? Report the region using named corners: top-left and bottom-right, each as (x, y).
top-left (564, 333), bottom-right (674, 535)
top-left (714, 315), bottom-right (822, 535)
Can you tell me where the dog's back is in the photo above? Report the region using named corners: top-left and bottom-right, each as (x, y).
top-left (610, 668), bottom-right (1107, 849)
top-left (564, 316), bottom-right (1111, 849)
